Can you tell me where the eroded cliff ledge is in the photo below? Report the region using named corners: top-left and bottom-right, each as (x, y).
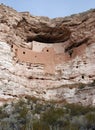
top-left (1, 4), bottom-right (95, 47)
top-left (0, 4), bottom-right (95, 106)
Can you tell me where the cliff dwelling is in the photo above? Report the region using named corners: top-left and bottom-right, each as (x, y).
top-left (11, 41), bottom-right (70, 74)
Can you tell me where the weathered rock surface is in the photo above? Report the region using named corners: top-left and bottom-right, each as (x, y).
top-left (0, 4), bottom-right (95, 106)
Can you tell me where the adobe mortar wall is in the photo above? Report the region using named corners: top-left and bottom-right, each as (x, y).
top-left (12, 41), bottom-right (86, 74)
top-left (12, 45), bottom-right (54, 73)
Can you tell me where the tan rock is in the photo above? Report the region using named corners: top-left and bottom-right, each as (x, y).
top-left (0, 4), bottom-right (95, 105)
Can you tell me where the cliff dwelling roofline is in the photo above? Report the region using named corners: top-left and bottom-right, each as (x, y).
top-left (30, 41), bottom-right (66, 53)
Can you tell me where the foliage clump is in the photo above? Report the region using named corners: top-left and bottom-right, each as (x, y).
top-left (0, 97), bottom-right (95, 130)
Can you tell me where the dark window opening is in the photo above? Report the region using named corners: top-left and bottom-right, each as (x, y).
top-left (11, 45), bottom-right (13, 48)
top-left (82, 75), bottom-right (84, 79)
top-left (23, 51), bottom-right (25, 54)
top-left (46, 49), bottom-right (49, 52)
top-left (76, 66), bottom-right (78, 68)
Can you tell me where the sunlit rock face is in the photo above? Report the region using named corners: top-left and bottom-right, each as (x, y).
top-left (0, 4), bottom-right (95, 106)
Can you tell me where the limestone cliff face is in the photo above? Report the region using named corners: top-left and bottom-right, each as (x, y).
top-left (0, 4), bottom-right (95, 106)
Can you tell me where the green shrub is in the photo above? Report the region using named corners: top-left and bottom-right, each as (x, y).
top-left (34, 103), bottom-right (43, 114)
top-left (65, 103), bottom-right (95, 116)
top-left (78, 83), bottom-right (86, 89)
top-left (1, 98), bottom-right (95, 130)
top-left (85, 112), bottom-right (95, 125)
top-left (41, 107), bottom-right (64, 129)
